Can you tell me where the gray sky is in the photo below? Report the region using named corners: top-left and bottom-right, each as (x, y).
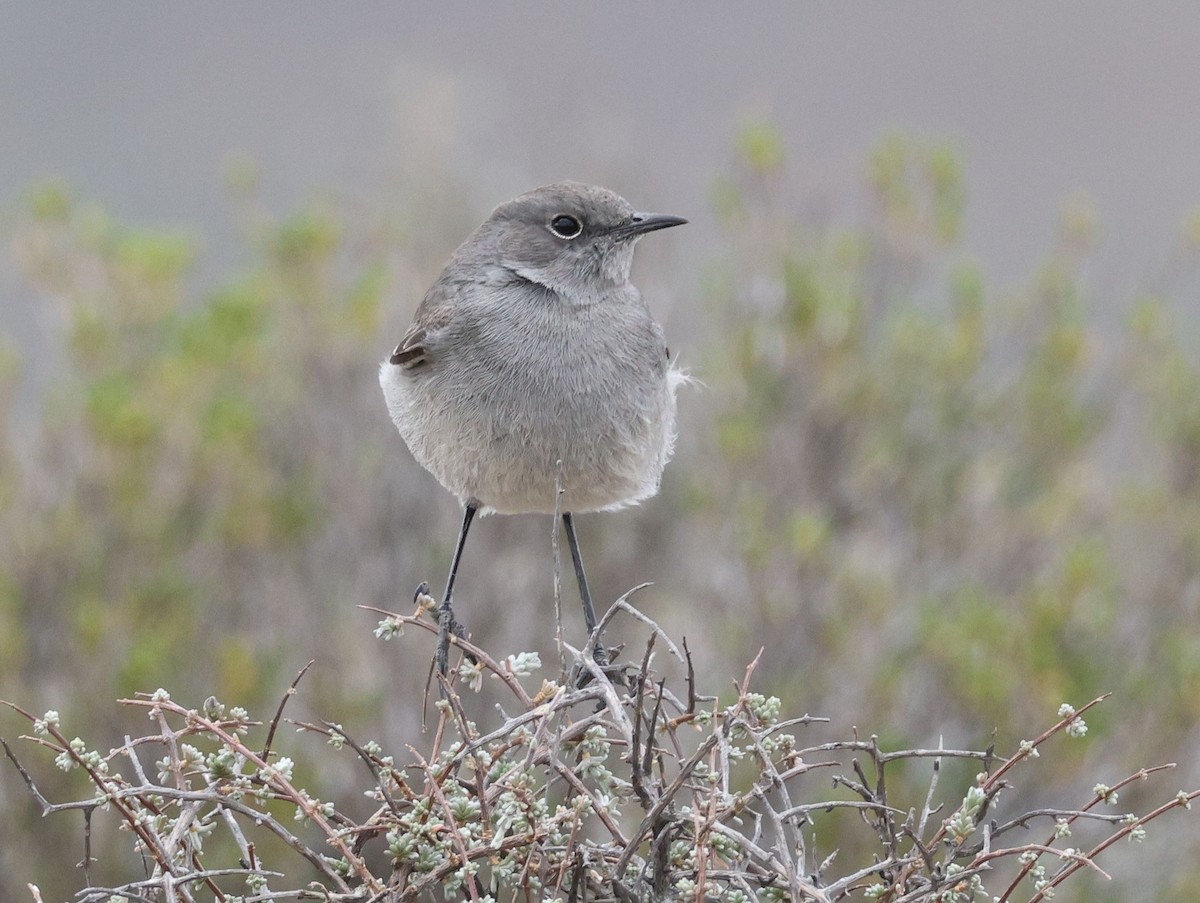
top-left (3, 4), bottom-right (1199, 308)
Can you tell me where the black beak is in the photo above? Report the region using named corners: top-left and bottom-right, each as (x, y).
top-left (614, 212), bottom-right (688, 239)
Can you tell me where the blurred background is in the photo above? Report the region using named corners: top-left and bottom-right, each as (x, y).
top-left (2, 5), bottom-right (1200, 900)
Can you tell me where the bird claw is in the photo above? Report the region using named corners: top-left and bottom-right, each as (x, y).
top-left (434, 601), bottom-right (456, 679)
top-left (413, 581), bottom-right (437, 614)
top-left (433, 596), bottom-right (477, 686)
top-left (572, 643), bottom-right (631, 691)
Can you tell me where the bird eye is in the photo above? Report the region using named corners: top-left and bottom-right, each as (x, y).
top-left (549, 214), bottom-right (583, 239)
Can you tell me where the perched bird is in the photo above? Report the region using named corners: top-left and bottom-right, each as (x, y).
top-left (380, 181), bottom-right (687, 678)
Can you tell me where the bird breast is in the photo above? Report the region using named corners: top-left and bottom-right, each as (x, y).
top-left (381, 287), bottom-right (679, 515)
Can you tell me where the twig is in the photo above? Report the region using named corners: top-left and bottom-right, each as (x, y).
top-left (629, 635), bottom-right (656, 810)
top-left (1, 732), bottom-right (53, 811)
top-left (682, 636), bottom-right (696, 715)
top-left (917, 743), bottom-right (942, 838)
top-left (261, 660), bottom-right (315, 762)
top-left (407, 747), bottom-right (481, 903)
top-left (1029, 787), bottom-right (1200, 901)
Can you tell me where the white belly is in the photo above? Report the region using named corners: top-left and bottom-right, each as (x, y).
top-left (379, 360), bottom-right (683, 515)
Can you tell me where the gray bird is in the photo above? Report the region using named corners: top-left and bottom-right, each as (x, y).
top-left (379, 181), bottom-right (687, 679)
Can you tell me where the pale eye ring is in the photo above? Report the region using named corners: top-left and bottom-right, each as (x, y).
top-left (549, 214), bottom-right (583, 239)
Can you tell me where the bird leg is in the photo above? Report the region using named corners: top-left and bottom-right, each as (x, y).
top-left (562, 512), bottom-right (609, 668)
top-left (435, 502), bottom-right (478, 680)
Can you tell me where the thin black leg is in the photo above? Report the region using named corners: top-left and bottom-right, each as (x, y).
top-left (436, 502), bottom-right (477, 678)
top-left (562, 512), bottom-right (607, 664)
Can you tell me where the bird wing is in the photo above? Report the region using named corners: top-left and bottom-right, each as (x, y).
top-left (388, 320), bottom-right (431, 369)
top-left (388, 284), bottom-right (455, 370)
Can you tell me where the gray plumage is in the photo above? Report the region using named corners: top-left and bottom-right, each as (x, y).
top-left (380, 182), bottom-right (688, 516)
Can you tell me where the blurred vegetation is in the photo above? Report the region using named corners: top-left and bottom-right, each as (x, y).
top-left (693, 129), bottom-right (1200, 757)
top-left (2, 129), bottom-right (1200, 900)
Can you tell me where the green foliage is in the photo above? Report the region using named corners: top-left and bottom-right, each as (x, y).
top-left (682, 130), bottom-right (1200, 893)
top-left (869, 133), bottom-right (965, 246)
top-left (735, 119), bottom-right (787, 176)
top-left (1, 180), bottom-right (387, 719)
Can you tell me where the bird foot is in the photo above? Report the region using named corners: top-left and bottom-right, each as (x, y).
top-left (433, 595), bottom-right (476, 685)
top-left (412, 581), bottom-right (437, 614)
top-left (572, 643), bottom-right (631, 691)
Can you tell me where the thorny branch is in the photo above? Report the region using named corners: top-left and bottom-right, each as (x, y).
top-left (2, 602), bottom-right (1196, 902)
